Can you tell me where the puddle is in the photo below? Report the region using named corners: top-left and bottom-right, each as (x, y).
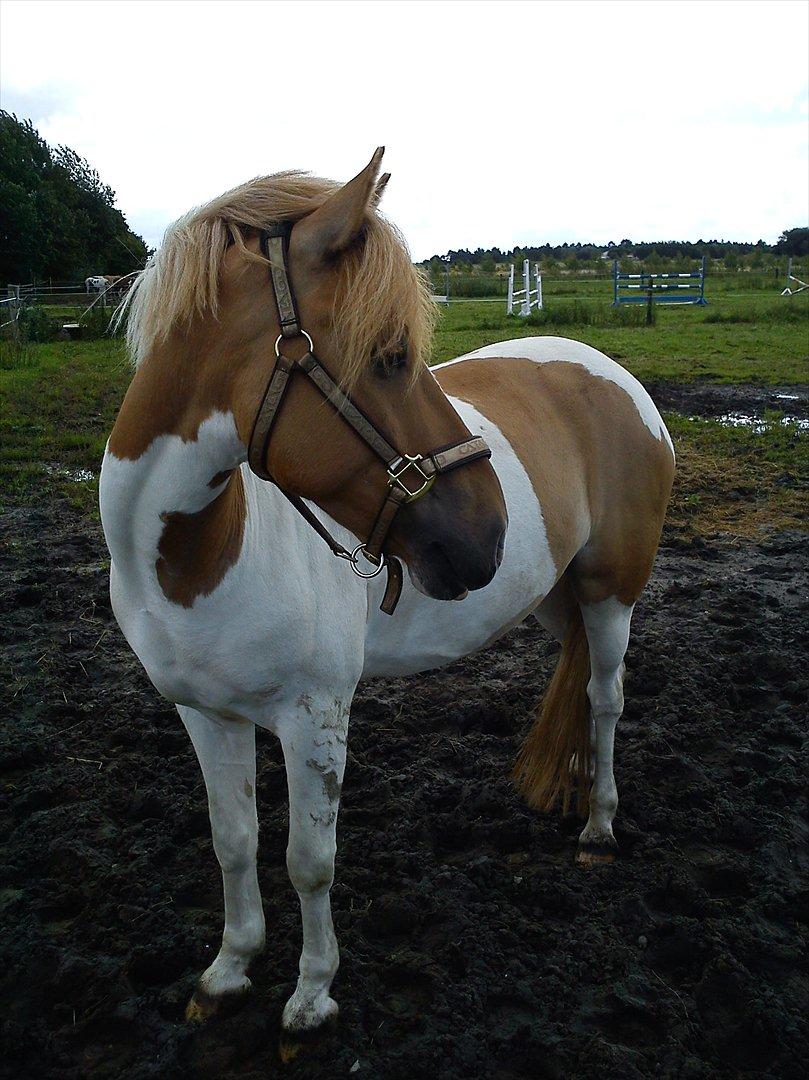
top-left (42, 464), bottom-right (96, 482)
top-left (687, 412), bottom-right (808, 433)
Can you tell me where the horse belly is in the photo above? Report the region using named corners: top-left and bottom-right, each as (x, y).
top-left (362, 400), bottom-right (560, 677)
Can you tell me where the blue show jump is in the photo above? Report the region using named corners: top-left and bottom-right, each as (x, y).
top-left (613, 256), bottom-right (707, 306)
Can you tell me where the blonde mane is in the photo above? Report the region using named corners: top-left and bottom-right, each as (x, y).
top-left (118, 172), bottom-right (436, 383)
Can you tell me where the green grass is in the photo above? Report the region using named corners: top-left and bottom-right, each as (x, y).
top-left (1, 289), bottom-right (807, 538)
top-left (430, 293), bottom-right (809, 383)
top-left (0, 338), bottom-right (130, 515)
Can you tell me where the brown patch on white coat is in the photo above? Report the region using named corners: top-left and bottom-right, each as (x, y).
top-left (436, 356), bottom-right (674, 606)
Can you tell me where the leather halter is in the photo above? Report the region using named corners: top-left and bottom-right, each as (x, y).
top-left (247, 222), bottom-right (491, 615)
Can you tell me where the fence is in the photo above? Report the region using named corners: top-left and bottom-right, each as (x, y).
top-left (781, 258), bottom-right (808, 297)
top-left (507, 260), bottom-right (542, 316)
top-left (613, 257), bottom-right (707, 307)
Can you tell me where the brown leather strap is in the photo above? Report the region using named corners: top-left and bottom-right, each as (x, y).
top-left (248, 355), bottom-right (295, 479)
top-left (298, 353), bottom-right (399, 463)
top-left (380, 557), bottom-right (403, 615)
top-left (264, 226), bottom-right (300, 339)
top-left (284, 490), bottom-right (404, 615)
top-left (248, 221), bottom-right (493, 618)
top-left (426, 435), bottom-right (491, 474)
top-left (281, 491), bottom-right (354, 561)
top-left (364, 485), bottom-right (409, 562)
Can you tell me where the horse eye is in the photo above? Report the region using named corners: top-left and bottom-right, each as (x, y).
top-left (373, 348), bottom-right (408, 378)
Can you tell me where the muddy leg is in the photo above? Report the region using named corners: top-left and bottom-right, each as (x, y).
top-left (576, 598), bottom-right (633, 866)
top-left (178, 705), bottom-right (264, 1019)
top-left (277, 700), bottom-right (348, 1043)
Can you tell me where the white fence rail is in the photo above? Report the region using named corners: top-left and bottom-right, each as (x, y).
top-left (507, 260), bottom-right (542, 316)
top-left (781, 258), bottom-right (808, 296)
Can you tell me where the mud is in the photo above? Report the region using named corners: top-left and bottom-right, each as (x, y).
top-left (644, 381), bottom-right (809, 423)
top-left (1, 503), bottom-right (807, 1080)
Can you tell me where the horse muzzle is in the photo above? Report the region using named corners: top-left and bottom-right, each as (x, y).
top-left (400, 493), bottom-right (508, 601)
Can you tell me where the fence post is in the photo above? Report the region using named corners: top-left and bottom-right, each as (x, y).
top-left (507, 264), bottom-right (514, 314)
top-left (521, 259), bottom-right (530, 316)
top-left (536, 263), bottom-right (543, 310)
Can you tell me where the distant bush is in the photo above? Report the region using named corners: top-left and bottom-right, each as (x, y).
top-left (17, 305), bottom-right (58, 341)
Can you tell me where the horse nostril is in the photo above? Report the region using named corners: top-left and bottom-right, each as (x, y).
top-left (495, 528), bottom-right (506, 568)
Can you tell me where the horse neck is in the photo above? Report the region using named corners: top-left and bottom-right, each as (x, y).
top-left (101, 341), bottom-right (252, 565)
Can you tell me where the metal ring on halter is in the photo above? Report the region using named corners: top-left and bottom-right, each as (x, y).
top-left (274, 330), bottom-right (314, 356)
top-left (349, 544), bottom-right (386, 579)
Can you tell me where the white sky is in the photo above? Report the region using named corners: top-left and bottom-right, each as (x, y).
top-left (1, 0), bottom-right (807, 261)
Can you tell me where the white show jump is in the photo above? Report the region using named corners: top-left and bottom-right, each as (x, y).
top-left (507, 259), bottom-right (542, 316)
top-left (781, 258), bottom-right (808, 296)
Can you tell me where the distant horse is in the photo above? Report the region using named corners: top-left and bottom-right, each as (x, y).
top-left (100, 149), bottom-right (674, 1042)
top-left (85, 276), bottom-right (107, 293)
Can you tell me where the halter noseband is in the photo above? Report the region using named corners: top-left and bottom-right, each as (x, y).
top-left (247, 222), bottom-right (491, 615)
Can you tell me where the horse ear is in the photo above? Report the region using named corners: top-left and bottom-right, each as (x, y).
top-left (373, 172), bottom-right (391, 206)
top-left (296, 147), bottom-right (385, 260)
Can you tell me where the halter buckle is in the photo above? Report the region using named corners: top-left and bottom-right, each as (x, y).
top-left (386, 455), bottom-right (437, 503)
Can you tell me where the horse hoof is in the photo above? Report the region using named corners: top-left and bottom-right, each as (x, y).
top-left (279, 1003), bottom-right (338, 1063)
top-left (185, 985), bottom-right (250, 1023)
top-left (576, 842), bottom-right (617, 868)
top-left (278, 1016), bottom-right (338, 1064)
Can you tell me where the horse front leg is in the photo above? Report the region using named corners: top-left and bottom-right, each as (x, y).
top-left (276, 697), bottom-right (349, 1043)
top-left (178, 705), bottom-right (265, 1020)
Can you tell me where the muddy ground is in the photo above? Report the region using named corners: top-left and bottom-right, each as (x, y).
top-left (644, 382), bottom-right (809, 424)
top-left (1, 492), bottom-right (807, 1079)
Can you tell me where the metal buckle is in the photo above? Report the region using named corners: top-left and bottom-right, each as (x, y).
top-left (386, 455), bottom-right (436, 503)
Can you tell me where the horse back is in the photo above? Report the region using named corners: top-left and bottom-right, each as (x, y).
top-left (434, 338), bottom-right (675, 602)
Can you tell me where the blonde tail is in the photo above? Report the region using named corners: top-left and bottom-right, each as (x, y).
top-left (513, 606), bottom-right (591, 816)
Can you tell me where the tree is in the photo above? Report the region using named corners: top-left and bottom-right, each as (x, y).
top-left (776, 228), bottom-right (809, 257)
top-left (0, 111), bottom-right (149, 282)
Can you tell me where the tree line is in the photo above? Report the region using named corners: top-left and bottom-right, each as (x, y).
top-left (0, 111), bottom-right (150, 284)
top-left (425, 229), bottom-right (809, 272)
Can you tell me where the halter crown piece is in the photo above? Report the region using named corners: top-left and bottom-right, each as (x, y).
top-left (247, 223), bottom-right (492, 615)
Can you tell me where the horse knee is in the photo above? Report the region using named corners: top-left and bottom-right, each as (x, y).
top-left (212, 825), bottom-right (257, 874)
top-left (287, 840), bottom-right (335, 896)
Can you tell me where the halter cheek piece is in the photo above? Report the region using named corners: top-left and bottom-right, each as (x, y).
top-left (247, 222), bottom-right (491, 615)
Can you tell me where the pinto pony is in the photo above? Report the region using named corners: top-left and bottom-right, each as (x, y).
top-left (100, 149), bottom-right (674, 1040)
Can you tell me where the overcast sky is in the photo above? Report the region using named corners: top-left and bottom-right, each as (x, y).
top-left (1, 0), bottom-right (807, 261)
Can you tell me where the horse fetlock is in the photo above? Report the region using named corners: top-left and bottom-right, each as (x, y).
top-left (221, 920), bottom-right (266, 960)
top-left (197, 952), bottom-right (254, 999)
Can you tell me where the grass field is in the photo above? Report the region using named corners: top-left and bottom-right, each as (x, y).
top-left (1, 288), bottom-right (807, 539)
top-left (432, 295), bottom-right (808, 382)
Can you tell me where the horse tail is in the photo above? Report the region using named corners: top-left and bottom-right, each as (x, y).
top-left (513, 604), bottom-right (591, 816)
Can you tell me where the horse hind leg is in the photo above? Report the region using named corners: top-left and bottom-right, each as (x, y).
top-left (514, 573), bottom-right (634, 865)
top-left (575, 596), bottom-right (633, 866)
top-left (178, 705), bottom-right (265, 1021)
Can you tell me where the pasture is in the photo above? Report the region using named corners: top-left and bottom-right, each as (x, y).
top-left (1, 288), bottom-right (807, 1078)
